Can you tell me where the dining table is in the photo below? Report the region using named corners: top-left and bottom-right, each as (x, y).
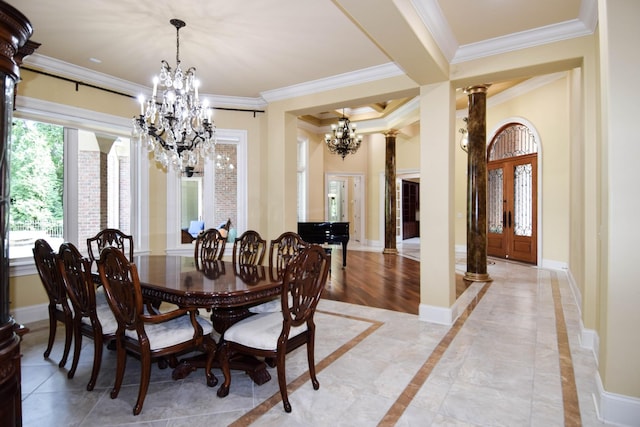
top-left (131, 254), bottom-right (283, 385)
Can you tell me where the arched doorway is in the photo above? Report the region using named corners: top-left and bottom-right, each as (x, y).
top-left (487, 123), bottom-right (538, 264)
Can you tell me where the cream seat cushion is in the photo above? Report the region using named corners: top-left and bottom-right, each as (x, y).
top-left (223, 312), bottom-right (307, 351)
top-left (80, 287), bottom-right (117, 335)
top-left (123, 313), bottom-right (213, 351)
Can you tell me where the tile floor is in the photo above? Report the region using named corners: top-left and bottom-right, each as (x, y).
top-left (19, 255), bottom-right (606, 426)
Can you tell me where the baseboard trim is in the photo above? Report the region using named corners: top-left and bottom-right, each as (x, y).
top-left (418, 303), bottom-right (454, 325)
top-left (594, 373), bottom-right (640, 426)
top-left (12, 303), bottom-right (48, 325)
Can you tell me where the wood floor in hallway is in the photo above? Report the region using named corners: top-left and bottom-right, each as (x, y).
top-left (323, 249), bottom-right (468, 315)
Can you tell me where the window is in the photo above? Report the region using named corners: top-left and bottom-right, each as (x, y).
top-left (297, 138), bottom-right (307, 221)
top-left (9, 118), bottom-right (132, 261)
top-left (166, 129), bottom-right (247, 254)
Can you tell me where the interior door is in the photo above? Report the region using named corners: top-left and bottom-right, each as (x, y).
top-left (488, 154), bottom-right (537, 263)
top-left (402, 180), bottom-right (420, 239)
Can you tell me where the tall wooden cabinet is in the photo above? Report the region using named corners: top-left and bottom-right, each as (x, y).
top-left (0, 2), bottom-right (35, 426)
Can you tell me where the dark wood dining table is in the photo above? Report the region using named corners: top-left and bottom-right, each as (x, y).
top-left (132, 254), bottom-right (282, 385)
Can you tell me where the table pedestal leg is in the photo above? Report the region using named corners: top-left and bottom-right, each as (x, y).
top-left (171, 307), bottom-right (271, 385)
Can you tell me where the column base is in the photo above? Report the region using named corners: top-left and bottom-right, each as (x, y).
top-left (464, 272), bottom-right (492, 282)
top-left (382, 248), bottom-right (398, 255)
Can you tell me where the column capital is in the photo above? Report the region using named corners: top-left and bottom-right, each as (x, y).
top-left (384, 129), bottom-right (399, 138)
top-left (464, 84), bottom-right (491, 95)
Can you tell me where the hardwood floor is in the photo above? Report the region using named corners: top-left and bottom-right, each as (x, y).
top-left (323, 249), bottom-right (469, 315)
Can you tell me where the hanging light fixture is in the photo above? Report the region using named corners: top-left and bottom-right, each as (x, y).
top-left (324, 109), bottom-right (363, 159)
top-left (459, 117), bottom-right (469, 152)
top-left (132, 19), bottom-right (216, 172)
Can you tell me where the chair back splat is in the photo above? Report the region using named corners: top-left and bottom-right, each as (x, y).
top-left (194, 228), bottom-right (226, 267)
top-left (232, 230), bottom-right (266, 267)
top-left (97, 247), bottom-right (218, 416)
top-left (268, 231), bottom-right (310, 281)
top-left (32, 239), bottom-right (73, 368)
top-left (217, 245), bottom-right (329, 413)
top-left (87, 228), bottom-right (134, 265)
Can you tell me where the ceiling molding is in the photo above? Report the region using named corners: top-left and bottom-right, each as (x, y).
top-left (452, 16), bottom-right (596, 64)
top-left (410, 0), bottom-right (458, 62)
top-left (413, 0), bottom-right (598, 65)
top-left (260, 62), bottom-right (404, 103)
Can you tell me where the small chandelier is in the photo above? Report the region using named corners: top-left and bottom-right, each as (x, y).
top-left (324, 109), bottom-right (363, 159)
top-left (132, 19), bottom-right (216, 172)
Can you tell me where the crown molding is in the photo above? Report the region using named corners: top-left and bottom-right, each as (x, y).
top-left (260, 62), bottom-right (404, 103)
top-left (410, 0), bottom-right (458, 62)
top-left (411, 0), bottom-right (598, 65)
top-left (452, 16), bottom-right (595, 64)
top-left (24, 53), bottom-right (146, 98)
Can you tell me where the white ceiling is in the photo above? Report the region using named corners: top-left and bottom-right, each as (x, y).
top-left (7, 0), bottom-right (595, 114)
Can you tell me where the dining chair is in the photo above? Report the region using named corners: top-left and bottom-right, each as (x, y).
top-left (97, 246), bottom-right (218, 416)
top-left (194, 228), bottom-right (226, 268)
top-left (232, 230), bottom-right (266, 267)
top-left (32, 239), bottom-right (73, 368)
top-left (248, 231), bottom-right (311, 315)
top-left (57, 242), bottom-right (118, 391)
top-left (268, 231), bottom-right (310, 281)
top-left (87, 228), bottom-right (134, 264)
top-left (217, 245), bottom-right (330, 412)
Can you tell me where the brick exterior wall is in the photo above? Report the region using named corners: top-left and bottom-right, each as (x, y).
top-left (214, 144), bottom-right (237, 228)
top-left (77, 150), bottom-right (101, 249)
top-left (119, 154), bottom-right (130, 234)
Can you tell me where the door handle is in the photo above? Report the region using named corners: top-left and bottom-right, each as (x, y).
top-left (508, 211), bottom-right (512, 228)
top-left (502, 211), bottom-right (506, 228)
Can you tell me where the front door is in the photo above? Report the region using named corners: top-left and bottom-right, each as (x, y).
top-left (487, 154), bottom-right (537, 263)
top-left (486, 122), bottom-right (539, 264)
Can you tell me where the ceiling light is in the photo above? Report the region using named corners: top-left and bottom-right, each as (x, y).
top-left (132, 19), bottom-right (216, 172)
top-left (324, 109), bottom-right (362, 159)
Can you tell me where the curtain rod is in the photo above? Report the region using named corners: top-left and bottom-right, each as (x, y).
top-left (22, 66), bottom-right (265, 117)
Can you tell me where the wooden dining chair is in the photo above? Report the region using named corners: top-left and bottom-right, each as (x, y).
top-left (232, 230), bottom-right (266, 267)
top-left (97, 246), bottom-right (218, 416)
top-left (57, 242), bottom-right (118, 391)
top-left (268, 231), bottom-right (310, 281)
top-left (87, 228), bottom-right (134, 265)
top-left (217, 245), bottom-right (330, 413)
top-left (194, 228), bottom-right (226, 268)
top-left (247, 231), bottom-right (311, 315)
top-left (32, 239), bottom-right (73, 368)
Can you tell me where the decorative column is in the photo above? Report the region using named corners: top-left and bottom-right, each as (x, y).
top-left (464, 85), bottom-right (492, 282)
top-left (383, 130), bottom-right (398, 254)
top-left (0, 3), bottom-right (34, 426)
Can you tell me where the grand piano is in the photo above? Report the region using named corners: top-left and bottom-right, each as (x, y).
top-left (297, 222), bottom-right (350, 267)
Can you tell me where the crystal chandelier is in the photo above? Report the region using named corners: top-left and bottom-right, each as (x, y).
top-left (132, 19), bottom-right (216, 172)
top-left (324, 109), bottom-right (362, 159)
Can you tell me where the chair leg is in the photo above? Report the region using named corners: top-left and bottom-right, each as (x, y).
top-left (59, 316), bottom-right (73, 368)
top-left (133, 351), bottom-right (152, 416)
top-left (87, 334), bottom-right (103, 391)
top-left (111, 340), bottom-right (127, 399)
top-left (276, 353), bottom-right (292, 413)
top-left (67, 321), bottom-right (83, 379)
top-left (204, 335), bottom-right (218, 387)
top-left (216, 343), bottom-right (231, 398)
top-left (44, 307), bottom-right (56, 359)
top-left (306, 334), bottom-right (319, 390)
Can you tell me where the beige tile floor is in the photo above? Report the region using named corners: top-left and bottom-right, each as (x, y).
top-left (20, 255), bottom-right (606, 426)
